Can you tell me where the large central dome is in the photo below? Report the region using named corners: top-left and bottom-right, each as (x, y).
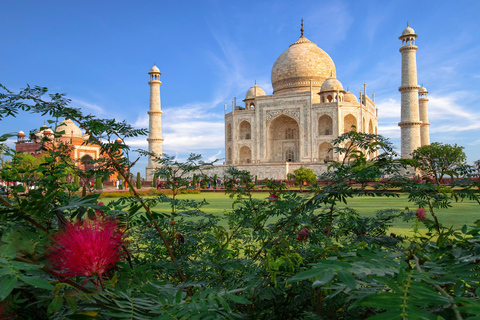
top-left (271, 35), bottom-right (336, 95)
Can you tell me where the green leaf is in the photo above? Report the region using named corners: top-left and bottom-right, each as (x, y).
top-left (9, 261), bottom-right (42, 271)
top-left (0, 267), bottom-right (13, 277)
top-left (0, 274), bottom-right (18, 300)
top-left (462, 225), bottom-right (468, 234)
top-left (47, 296), bottom-right (64, 315)
top-left (337, 269), bottom-right (356, 290)
top-left (64, 314), bottom-right (97, 320)
top-left (312, 269), bottom-right (335, 287)
top-left (18, 274), bottom-right (54, 290)
top-left (288, 267), bottom-right (327, 282)
top-left (225, 293), bottom-right (252, 305)
top-left (356, 292), bottom-right (402, 309)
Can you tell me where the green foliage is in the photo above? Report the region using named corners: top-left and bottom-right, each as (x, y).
top-left (291, 166), bottom-right (317, 190)
top-left (1, 85), bottom-right (480, 319)
top-left (136, 171), bottom-right (142, 189)
top-left (412, 142), bottom-right (467, 185)
top-left (95, 176), bottom-right (102, 190)
top-left (73, 174), bottom-right (79, 187)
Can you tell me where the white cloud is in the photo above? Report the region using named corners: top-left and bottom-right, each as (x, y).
top-left (133, 114), bottom-right (148, 128)
top-left (376, 98), bottom-right (400, 119)
top-left (208, 150), bottom-right (222, 162)
top-left (70, 97), bottom-right (106, 116)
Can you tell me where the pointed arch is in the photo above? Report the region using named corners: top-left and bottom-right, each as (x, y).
top-left (318, 115), bottom-right (333, 136)
top-left (227, 147), bottom-right (232, 164)
top-left (344, 114), bottom-right (357, 133)
top-left (267, 115), bottom-right (299, 162)
top-left (369, 119), bottom-right (373, 134)
top-left (227, 123), bottom-right (232, 142)
top-left (239, 121), bottom-right (251, 140)
top-left (239, 146), bottom-right (252, 164)
top-left (318, 142), bottom-right (333, 162)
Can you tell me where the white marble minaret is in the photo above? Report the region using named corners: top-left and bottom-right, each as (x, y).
top-left (418, 85), bottom-right (430, 146)
top-left (145, 64), bottom-right (163, 180)
top-left (398, 24), bottom-right (422, 158)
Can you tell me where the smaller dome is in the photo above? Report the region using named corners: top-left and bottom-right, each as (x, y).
top-left (419, 86), bottom-right (428, 93)
top-left (344, 91), bottom-right (358, 103)
top-left (320, 77), bottom-right (344, 92)
top-left (56, 119), bottom-right (83, 137)
top-left (82, 134), bottom-right (90, 141)
top-left (401, 25), bottom-right (416, 36)
top-left (149, 65), bottom-right (160, 74)
top-left (18, 130), bottom-right (25, 135)
top-left (245, 84), bottom-right (266, 99)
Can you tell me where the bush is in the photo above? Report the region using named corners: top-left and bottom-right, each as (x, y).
top-left (2, 85), bottom-right (480, 320)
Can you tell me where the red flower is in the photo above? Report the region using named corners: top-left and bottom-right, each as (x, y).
top-left (297, 228), bottom-right (310, 241)
top-left (416, 207), bottom-right (427, 220)
top-left (94, 202), bottom-right (105, 216)
top-left (268, 194), bottom-right (278, 203)
top-left (48, 218), bottom-right (125, 282)
top-left (175, 233), bottom-right (185, 245)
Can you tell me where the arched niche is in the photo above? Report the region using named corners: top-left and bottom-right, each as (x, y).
top-left (344, 114), bottom-right (357, 133)
top-left (227, 147), bottom-right (232, 164)
top-left (239, 121), bottom-right (251, 140)
top-left (318, 115), bottom-right (333, 136)
top-left (239, 146), bottom-right (252, 164)
top-left (81, 155), bottom-right (94, 172)
top-left (227, 123), bottom-right (232, 142)
top-left (369, 119), bottom-right (373, 134)
top-left (267, 115), bottom-right (299, 162)
top-left (318, 142), bottom-right (333, 161)
top-left (362, 117), bottom-right (366, 133)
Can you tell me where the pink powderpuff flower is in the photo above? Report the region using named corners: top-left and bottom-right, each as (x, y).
top-left (297, 228), bottom-right (310, 241)
top-left (416, 207), bottom-right (427, 220)
top-left (48, 218), bottom-right (125, 283)
top-left (268, 194), bottom-right (278, 203)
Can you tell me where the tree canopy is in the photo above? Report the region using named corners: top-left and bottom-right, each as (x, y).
top-left (412, 142), bottom-right (466, 185)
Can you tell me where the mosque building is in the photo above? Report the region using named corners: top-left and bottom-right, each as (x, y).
top-left (146, 23), bottom-right (430, 180)
top-left (15, 119), bottom-right (121, 180)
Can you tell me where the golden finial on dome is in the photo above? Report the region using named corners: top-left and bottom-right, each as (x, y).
top-left (300, 19), bottom-right (304, 36)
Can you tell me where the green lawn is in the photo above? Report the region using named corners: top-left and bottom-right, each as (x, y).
top-left (103, 192), bottom-right (480, 237)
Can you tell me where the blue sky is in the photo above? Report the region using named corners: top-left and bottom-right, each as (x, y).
top-left (2, 0), bottom-right (480, 176)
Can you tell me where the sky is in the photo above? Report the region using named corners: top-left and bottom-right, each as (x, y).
top-left (1, 0), bottom-right (480, 177)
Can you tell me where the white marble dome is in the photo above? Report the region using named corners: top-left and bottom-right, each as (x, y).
top-left (271, 35), bottom-right (336, 94)
top-left (320, 77), bottom-right (344, 92)
top-left (401, 25), bottom-right (416, 36)
top-left (149, 65), bottom-right (160, 74)
top-left (245, 84), bottom-right (266, 99)
top-left (344, 91), bottom-right (358, 103)
top-left (55, 119), bottom-right (82, 137)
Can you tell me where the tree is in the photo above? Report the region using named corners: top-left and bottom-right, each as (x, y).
top-left (73, 174), bottom-right (79, 187)
top-left (136, 172), bottom-right (142, 189)
top-left (412, 142), bottom-right (467, 185)
top-left (95, 176), bottom-right (103, 190)
top-left (292, 167), bottom-right (317, 191)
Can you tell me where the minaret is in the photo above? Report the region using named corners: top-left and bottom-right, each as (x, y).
top-left (398, 23), bottom-right (422, 158)
top-left (418, 85), bottom-right (430, 146)
top-left (145, 64), bottom-right (163, 180)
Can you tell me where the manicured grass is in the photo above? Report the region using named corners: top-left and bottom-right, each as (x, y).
top-left (103, 192), bottom-right (480, 237)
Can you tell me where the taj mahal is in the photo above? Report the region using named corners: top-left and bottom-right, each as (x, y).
top-left (145, 23), bottom-right (431, 180)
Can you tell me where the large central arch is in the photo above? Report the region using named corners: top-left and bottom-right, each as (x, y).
top-left (267, 115), bottom-right (299, 162)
